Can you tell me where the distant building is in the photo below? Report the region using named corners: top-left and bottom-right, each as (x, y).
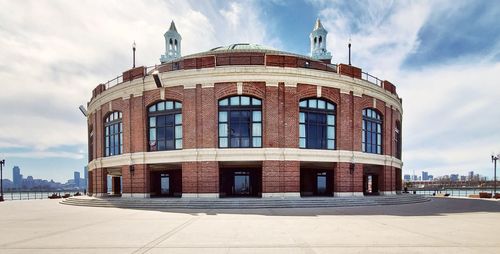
top-left (460, 175), bottom-right (466, 181)
top-left (403, 174), bottom-right (411, 181)
top-left (468, 171), bottom-right (474, 181)
top-left (74, 171), bottom-right (81, 188)
top-left (450, 174), bottom-right (459, 182)
top-left (422, 171), bottom-right (429, 181)
top-left (12, 166), bottom-right (22, 189)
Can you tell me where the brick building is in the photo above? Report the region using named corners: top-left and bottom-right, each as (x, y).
top-left (86, 20), bottom-right (403, 198)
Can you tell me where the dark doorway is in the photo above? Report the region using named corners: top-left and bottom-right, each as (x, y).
top-left (219, 168), bottom-right (261, 197)
top-left (300, 169), bottom-right (333, 197)
top-left (112, 176), bottom-right (121, 195)
top-left (150, 169), bottom-right (182, 197)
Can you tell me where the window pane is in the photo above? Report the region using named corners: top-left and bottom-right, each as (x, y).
top-left (327, 126), bottom-right (334, 139)
top-left (327, 140), bottom-right (334, 149)
top-left (252, 137), bottom-right (261, 147)
top-left (149, 129), bottom-right (156, 141)
top-left (175, 139), bottom-right (182, 149)
top-left (299, 124), bottom-right (306, 137)
top-left (241, 138), bottom-right (250, 147)
top-left (252, 98), bottom-right (261, 105)
top-left (377, 124), bottom-right (381, 133)
top-left (377, 134), bottom-right (381, 145)
top-left (219, 123), bottom-right (228, 137)
top-left (327, 103), bottom-right (334, 110)
top-left (166, 101), bottom-right (174, 110)
top-left (309, 99), bottom-right (317, 108)
top-left (157, 102), bottom-right (165, 111)
top-left (299, 112), bottom-right (305, 123)
top-left (175, 102), bottom-right (182, 109)
top-left (299, 100), bottom-right (307, 107)
top-left (252, 111), bottom-right (261, 122)
top-left (252, 123), bottom-right (261, 136)
top-left (362, 143), bottom-right (365, 152)
top-left (219, 137), bottom-right (228, 147)
top-left (149, 117), bottom-right (156, 127)
top-left (175, 126), bottom-right (182, 138)
top-left (175, 114), bottom-right (182, 124)
top-left (299, 138), bottom-right (306, 148)
top-left (219, 111), bottom-right (227, 122)
top-left (230, 138), bottom-right (239, 147)
top-left (318, 100), bottom-right (326, 109)
top-left (241, 96), bottom-right (250, 105)
top-left (149, 105), bottom-right (156, 112)
top-left (230, 96), bottom-right (239, 105)
top-left (327, 115), bottom-right (334, 125)
top-left (219, 98), bottom-right (228, 106)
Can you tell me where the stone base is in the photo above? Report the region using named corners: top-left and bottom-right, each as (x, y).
top-left (121, 193), bottom-right (150, 198)
top-left (93, 193), bottom-right (108, 198)
top-left (335, 192), bottom-right (364, 197)
top-left (262, 192), bottom-right (301, 198)
top-left (380, 191), bottom-right (397, 196)
top-left (182, 193), bottom-right (219, 198)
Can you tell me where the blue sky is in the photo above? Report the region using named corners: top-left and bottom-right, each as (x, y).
top-left (0, 0), bottom-right (499, 182)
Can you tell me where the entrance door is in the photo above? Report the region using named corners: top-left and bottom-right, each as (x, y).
top-left (160, 173), bottom-right (170, 195)
top-left (316, 172), bottom-right (327, 195)
top-left (364, 174), bottom-right (379, 195)
top-left (233, 171), bottom-right (250, 195)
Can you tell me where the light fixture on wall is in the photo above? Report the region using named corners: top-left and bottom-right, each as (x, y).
top-left (152, 70), bottom-right (162, 88)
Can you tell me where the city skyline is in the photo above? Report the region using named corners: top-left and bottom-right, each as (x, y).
top-left (1, 0), bottom-right (500, 182)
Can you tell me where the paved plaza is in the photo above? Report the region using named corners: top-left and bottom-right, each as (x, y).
top-left (0, 198), bottom-right (499, 253)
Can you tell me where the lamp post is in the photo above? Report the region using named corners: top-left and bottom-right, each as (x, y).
top-left (132, 41), bottom-right (136, 68)
top-left (348, 37), bottom-right (351, 66)
top-left (0, 159), bottom-right (5, 202)
top-left (492, 154), bottom-right (498, 196)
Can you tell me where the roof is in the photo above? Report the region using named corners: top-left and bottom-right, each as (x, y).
top-left (168, 21), bottom-right (177, 32)
top-left (208, 43), bottom-right (276, 51)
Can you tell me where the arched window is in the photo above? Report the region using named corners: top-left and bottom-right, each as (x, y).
top-left (104, 111), bottom-right (123, 157)
top-left (362, 108), bottom-right (382, 154)
top-left (319, 36), bottom-right (322, 47)
top-left (299, 98), bottom-right (336, 149)
top-left (218, 96), bottom-right (262, 148)
top-left (148, 100), bottom-right (182, 151)
top-left (169, 38), bottom-right (173, 50)
top-left (314, 37), bottom-right (317, 46)
top-left (395, 121), bottom-right (402, 159)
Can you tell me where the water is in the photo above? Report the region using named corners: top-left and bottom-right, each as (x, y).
top-left (410, 189), bottom-right (497, 197)
top-left (1, 191), bottom-right (84, 201)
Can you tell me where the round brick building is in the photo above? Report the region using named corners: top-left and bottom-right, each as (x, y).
top-left (86, 20), bottom-right (403, 198)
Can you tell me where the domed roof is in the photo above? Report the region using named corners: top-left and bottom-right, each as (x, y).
top-left (208, 43), bottom-right (276, 52)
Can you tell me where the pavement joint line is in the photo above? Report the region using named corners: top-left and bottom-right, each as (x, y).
top-left (132, 214), bottom-right (203, 254)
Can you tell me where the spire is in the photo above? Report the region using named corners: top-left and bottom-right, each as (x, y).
top-left (168, 20), bottom-right (177, 32)
top-left (160, 20), bottom-right (182, 63)
top-left (309, 18), bottom-right (332, 63)
top-left (313, 18), bottom-right (324, 31)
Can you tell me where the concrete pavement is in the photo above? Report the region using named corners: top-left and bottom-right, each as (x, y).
top-left (0, 198), bottom-right (499, 253)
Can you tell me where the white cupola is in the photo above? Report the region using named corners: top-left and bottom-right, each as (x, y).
top-left (310, 18), bottom-right (332, 63)
top-left (160, 21), bottom-right (182, 63)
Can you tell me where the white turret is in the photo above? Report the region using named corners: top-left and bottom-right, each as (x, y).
top-left (160, 21), bottom-right (182, 63)
top-left (310, 18), bottom-right (332, 63)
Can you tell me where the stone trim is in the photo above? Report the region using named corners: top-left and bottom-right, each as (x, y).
top-left (87, 148), bottom-right (403, 171)
top-left (262, 192), bottom-right (301, 198)
top-left (182, 193), bottom-right (219, 198)
top-left (335, 192), bottom-right (364, 197)
top-left (121, 193), bottom-right (151, 198)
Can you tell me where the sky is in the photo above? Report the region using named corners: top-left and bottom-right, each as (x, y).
top-left (0, 0), bottom-right (499, 182)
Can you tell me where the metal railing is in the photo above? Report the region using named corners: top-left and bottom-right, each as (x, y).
top-left (361, 72), bottom-right (382, 87)
top-left (104, 75), bottom-right (123, 89)
top-left (2, 191), bottom-right (84, 201)
top-left (409, 188), bottom-right (498, 197)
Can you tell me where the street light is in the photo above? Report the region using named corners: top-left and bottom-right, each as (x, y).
top-left (492, 154), bottom-right (498, 196)
top-left (0, 159), bottom-right (5, 202)
top-left (132, 41), bottom-right (136, 68)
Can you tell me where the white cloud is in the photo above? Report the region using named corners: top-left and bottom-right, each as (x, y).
top-left (0, 0), bottom-right (279, 159)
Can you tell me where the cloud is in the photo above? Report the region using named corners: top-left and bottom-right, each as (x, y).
top-left (0, 0), bottom-right (279, 161)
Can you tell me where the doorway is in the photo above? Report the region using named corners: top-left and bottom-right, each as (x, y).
top-left (219, 168), bottom-right (261, 197)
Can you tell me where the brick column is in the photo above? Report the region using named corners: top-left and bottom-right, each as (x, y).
top-left (87, 170), bottom-right (94, 195)
top-left (264, 86), bottom-right (279, 147)
top-left (201, 86), bottom-right (216, 148)
top-left (182, 162), bottom-right (218, 198)
top-left (93, 167), bottom-right (107, 197)
top-left (353, 95), bottom-right (363, 151)
top-left (338, 92), bottom-right (352, 150)
top-left (121, 164), bottom-right (149, 198)
top-left (283, 85), bottom-right (298, 148)
top-left (334, 162), bottom-right (363, 196)
top-left (262, 160), bottom-right (299, 197)
top-left (183, 89), bottom-right (197, 149)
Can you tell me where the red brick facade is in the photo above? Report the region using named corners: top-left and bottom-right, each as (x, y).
top-left (87, 51), bottom-right (403, 198)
